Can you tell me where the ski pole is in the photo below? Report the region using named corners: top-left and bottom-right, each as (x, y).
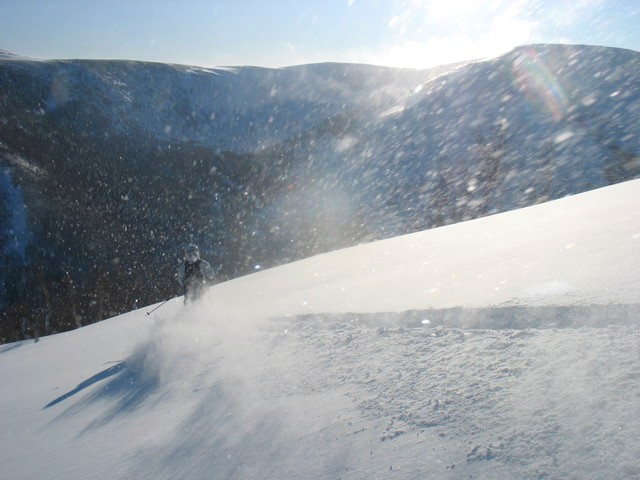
top-left (146, 298), bottom-right (172, 316)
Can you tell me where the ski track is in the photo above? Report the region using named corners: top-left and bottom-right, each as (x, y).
top-left (98, 303), bottom-right (640, 480)
top-left (2, 301), bottom-right (639, 480)
top-left (264, 313), bottom-right (640, 479)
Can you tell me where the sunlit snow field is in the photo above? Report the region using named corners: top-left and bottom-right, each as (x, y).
top-left (1, 180), bottom-right (639, 479)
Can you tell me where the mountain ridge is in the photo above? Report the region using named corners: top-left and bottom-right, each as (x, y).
top-left (1, 43), bottom-right (639, 342)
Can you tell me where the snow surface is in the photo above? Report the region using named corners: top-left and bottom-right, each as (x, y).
top-left (1, 180), bottom-right (639, 479)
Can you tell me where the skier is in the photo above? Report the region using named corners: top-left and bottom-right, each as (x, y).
top-left (177, 243), bottom-right (216, 304)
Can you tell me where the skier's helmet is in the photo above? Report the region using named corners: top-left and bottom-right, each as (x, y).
top-left (184, 243), bottom-right (200, 263)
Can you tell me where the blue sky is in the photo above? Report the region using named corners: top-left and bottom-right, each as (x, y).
top-left (1, 0), bottom-right (638, 68)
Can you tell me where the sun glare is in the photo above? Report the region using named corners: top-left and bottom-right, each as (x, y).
top-left (372, 0), bottom-right (536, 69)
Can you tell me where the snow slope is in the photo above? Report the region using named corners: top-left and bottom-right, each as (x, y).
top-left (1, 180), bottom-right (639, 479)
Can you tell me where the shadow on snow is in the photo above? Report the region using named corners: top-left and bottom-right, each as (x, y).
top-left (43, 340), bottom-right (166, 433)
top-left (44, 361), bottom-right (128, 409)
top-left (282, 303), bottom-right (640, 331)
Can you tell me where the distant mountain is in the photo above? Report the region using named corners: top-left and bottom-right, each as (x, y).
top-left (1, 44), bottom-right (639, 342)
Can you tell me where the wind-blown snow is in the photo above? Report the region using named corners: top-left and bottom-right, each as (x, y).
top-left (214, 178), bottom-right (640, 316)
top-left (1, 180), bottom-right (639, 479)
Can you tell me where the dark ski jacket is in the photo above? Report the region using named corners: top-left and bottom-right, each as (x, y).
top-left (177, 258), bottom-right (215, 294)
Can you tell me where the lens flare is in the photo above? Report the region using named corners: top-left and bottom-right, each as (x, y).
top-left (511, 48), bottom-right (570, 122)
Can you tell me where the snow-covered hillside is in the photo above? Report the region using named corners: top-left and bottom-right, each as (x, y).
top-left (2, 44), bottom-right (639, 342)
top-left (1, 180), bottom-right (639, 479)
